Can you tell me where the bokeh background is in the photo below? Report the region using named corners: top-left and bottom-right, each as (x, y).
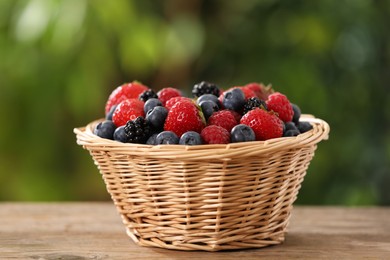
top-left (1, 0), bottom-right (389, 204)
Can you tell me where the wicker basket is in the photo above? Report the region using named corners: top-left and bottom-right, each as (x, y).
top-left (74, 115), bottom-right (329, 251)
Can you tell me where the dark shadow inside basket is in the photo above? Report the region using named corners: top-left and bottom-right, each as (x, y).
top-left (75, 116), bottom-right (329, 251)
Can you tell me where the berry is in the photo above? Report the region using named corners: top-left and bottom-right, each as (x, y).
top-left (157, 87), bottom-right (181, 106)
top-left (155, 131), bottom-right (179, 145)
top-left (124, 117), bottom-right (151, 144)
top-left (208, 109), bottom-right (238, 132)
top-left (284, 122), bottom-right (299, 133)
top-left (139, 89), bottom-right (157, 102)
top-left (284, 129), bottom-right (300, 137)
top-left (292, 103), bottom-right (301, 124)
top-left (201, 125), bottom-right (230, 144)
top-left (243, 97), bottom-right (268, 115)
top-left (239, 86), bottom-right (257, 100)
top-left (146, 106), bottom-right (168, 130)
top-left (199, 100), bottom-right (219, 120)
top-left (164, 101), bottom-right (206, 137)
top-left (192, 81), bottom-right (220, 97)
top-left (230, 110), bottom-right (242, 122)
top-left (165, 96), bottom-right (193, 110)
top-left (105, 82), bottom-right (149, 114)
top-left (297, 121), bottom-right (313, 133)
top-left (266, 92), bottom-right (294, 123)
top-left (146, 133), bottom-right (158, 145)
top-left (113, 126), bottom-right (128, 142)
top-left (144, 98), bottom-right (162, 114)
top-left (245, 82), bottom-right (274, 100)
top-left (240, 108), bottom-right (283, 141)
top-left (179, 131), bottom-right (203, 145)
top-left (112, 99), bottom-right (145, 127)
top-left (230, 124), bottom-right (256, 143)
top-left (94, 120), bottom-right (116, 140)
top-left (221, 88), bottom-right (245, 112)
top-left (197, 94), bottom-right (221, 108)
top-left (105, 104), bottom-right (118, 121)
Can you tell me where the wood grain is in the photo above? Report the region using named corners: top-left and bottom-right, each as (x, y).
top-left (0, 203), bottom-right (389, 259)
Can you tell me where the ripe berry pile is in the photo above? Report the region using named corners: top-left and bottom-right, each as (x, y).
top-left (94, 81), bottom-right (313, 145)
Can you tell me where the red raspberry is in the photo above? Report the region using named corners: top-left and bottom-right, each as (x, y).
top-left (207, 110), bottom-right (238, 132)
top-left (266, 92), bottom-right (293, 122)
top-left (157, 87), bottom-right (182, 106)
top-left (164, 101), bottom-right (205, 137)
top-left (245, 82), bottom-right (274, 100)
top-left (239, 86), bottom-right (257, 100)
top-left (165, 96), bottom-right (193, 110)
top-left (240, 108), bottom-right (283, 141)
top-left (201, 125), bottom-right (230, 144)
top-left (230, 110), bottom-right (242, 122)
top-left (112, 99), bottom-right (145, 127)
top-left (105, 82), bottom-right (149, 114)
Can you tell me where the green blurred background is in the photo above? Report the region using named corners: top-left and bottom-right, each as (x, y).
top-left (1, 0), bottom-right (389, 204)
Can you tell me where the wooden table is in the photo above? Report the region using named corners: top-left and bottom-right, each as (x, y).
top-left (1, 203), bottom-right (389, 259)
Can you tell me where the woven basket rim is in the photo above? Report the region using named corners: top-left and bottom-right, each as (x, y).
top-left (74, 114), bottom-right (329, 159)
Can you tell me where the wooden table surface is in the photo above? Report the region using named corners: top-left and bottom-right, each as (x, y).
top-left (0, 203), bottom-right (389, 259)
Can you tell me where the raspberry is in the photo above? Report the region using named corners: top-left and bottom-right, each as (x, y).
top-left (240, 108), bottom-right (283, 141)
top-left (207, 110), bottom-right (238, 132)
top-left (266, 92), bottom-right (294, 122)
top-left (245, 82), bottom-right (274, 100)
top-left (112, 99), bottom-right (145, 127)
top-left (201, 125), bottom-right (230, 144)
top-left (192, 81), bottom-right (220, 97)
top-left (105, 82), bottom-right (149, 114)
top-left (124, 117), bottom-right (151, 144)
top-left (230, 110), bottom-right (242, 122)
top-left (165, 96), bottom-right (193, 110)
top-left (157, 87), bottom-right (182, 106)
top-left (239, 86), bottom-right (257, 100)
top-left (164, 101), bottom-right (206, 137)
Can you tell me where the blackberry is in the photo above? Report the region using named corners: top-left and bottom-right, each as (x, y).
top-left (124, 117), bottom-right (151, 143)
top-left (243, 97), bottom-right (268, 115)
top-left (139, 89), bottom-right (157, 102)
top-left (192, 81), bottom-right (220, 97)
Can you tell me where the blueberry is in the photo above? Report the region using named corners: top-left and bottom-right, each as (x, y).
top-left (197, 94), bottom-right (221, 108)
top-left (106, 105), bottom-right (118, 121)
top-left (284, 129), bottom-right (300, 137)
top-left (155, 131), bottom-right (179, 145)
top-left (292, 103), bottom-right (301, 124)
top-left (284, 122), bottom-right (299, 133)
top-left (222, 88), bottom-right (245, 111)
top-left (297, 121), bottom-right (313, 133)
top-left (113, 126), bottom-right (128, 142)
top-left (146, 106), bottom-right (168, 130)
top-left (144, 98), bottom-right (162, 114)
top-left (94, 120), bottom-right (116, 139)
top-left (230, 124), bottom-right (256, 143)
top-left (199, 100), bottom-right (219, 120)
top-left (179, 131), bottom-right (203, 145)
top-left (146, 133), bottom-right (158, 145)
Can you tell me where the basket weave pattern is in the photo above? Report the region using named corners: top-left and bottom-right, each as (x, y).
top-left (75, 115), bottom-right (329, 251)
